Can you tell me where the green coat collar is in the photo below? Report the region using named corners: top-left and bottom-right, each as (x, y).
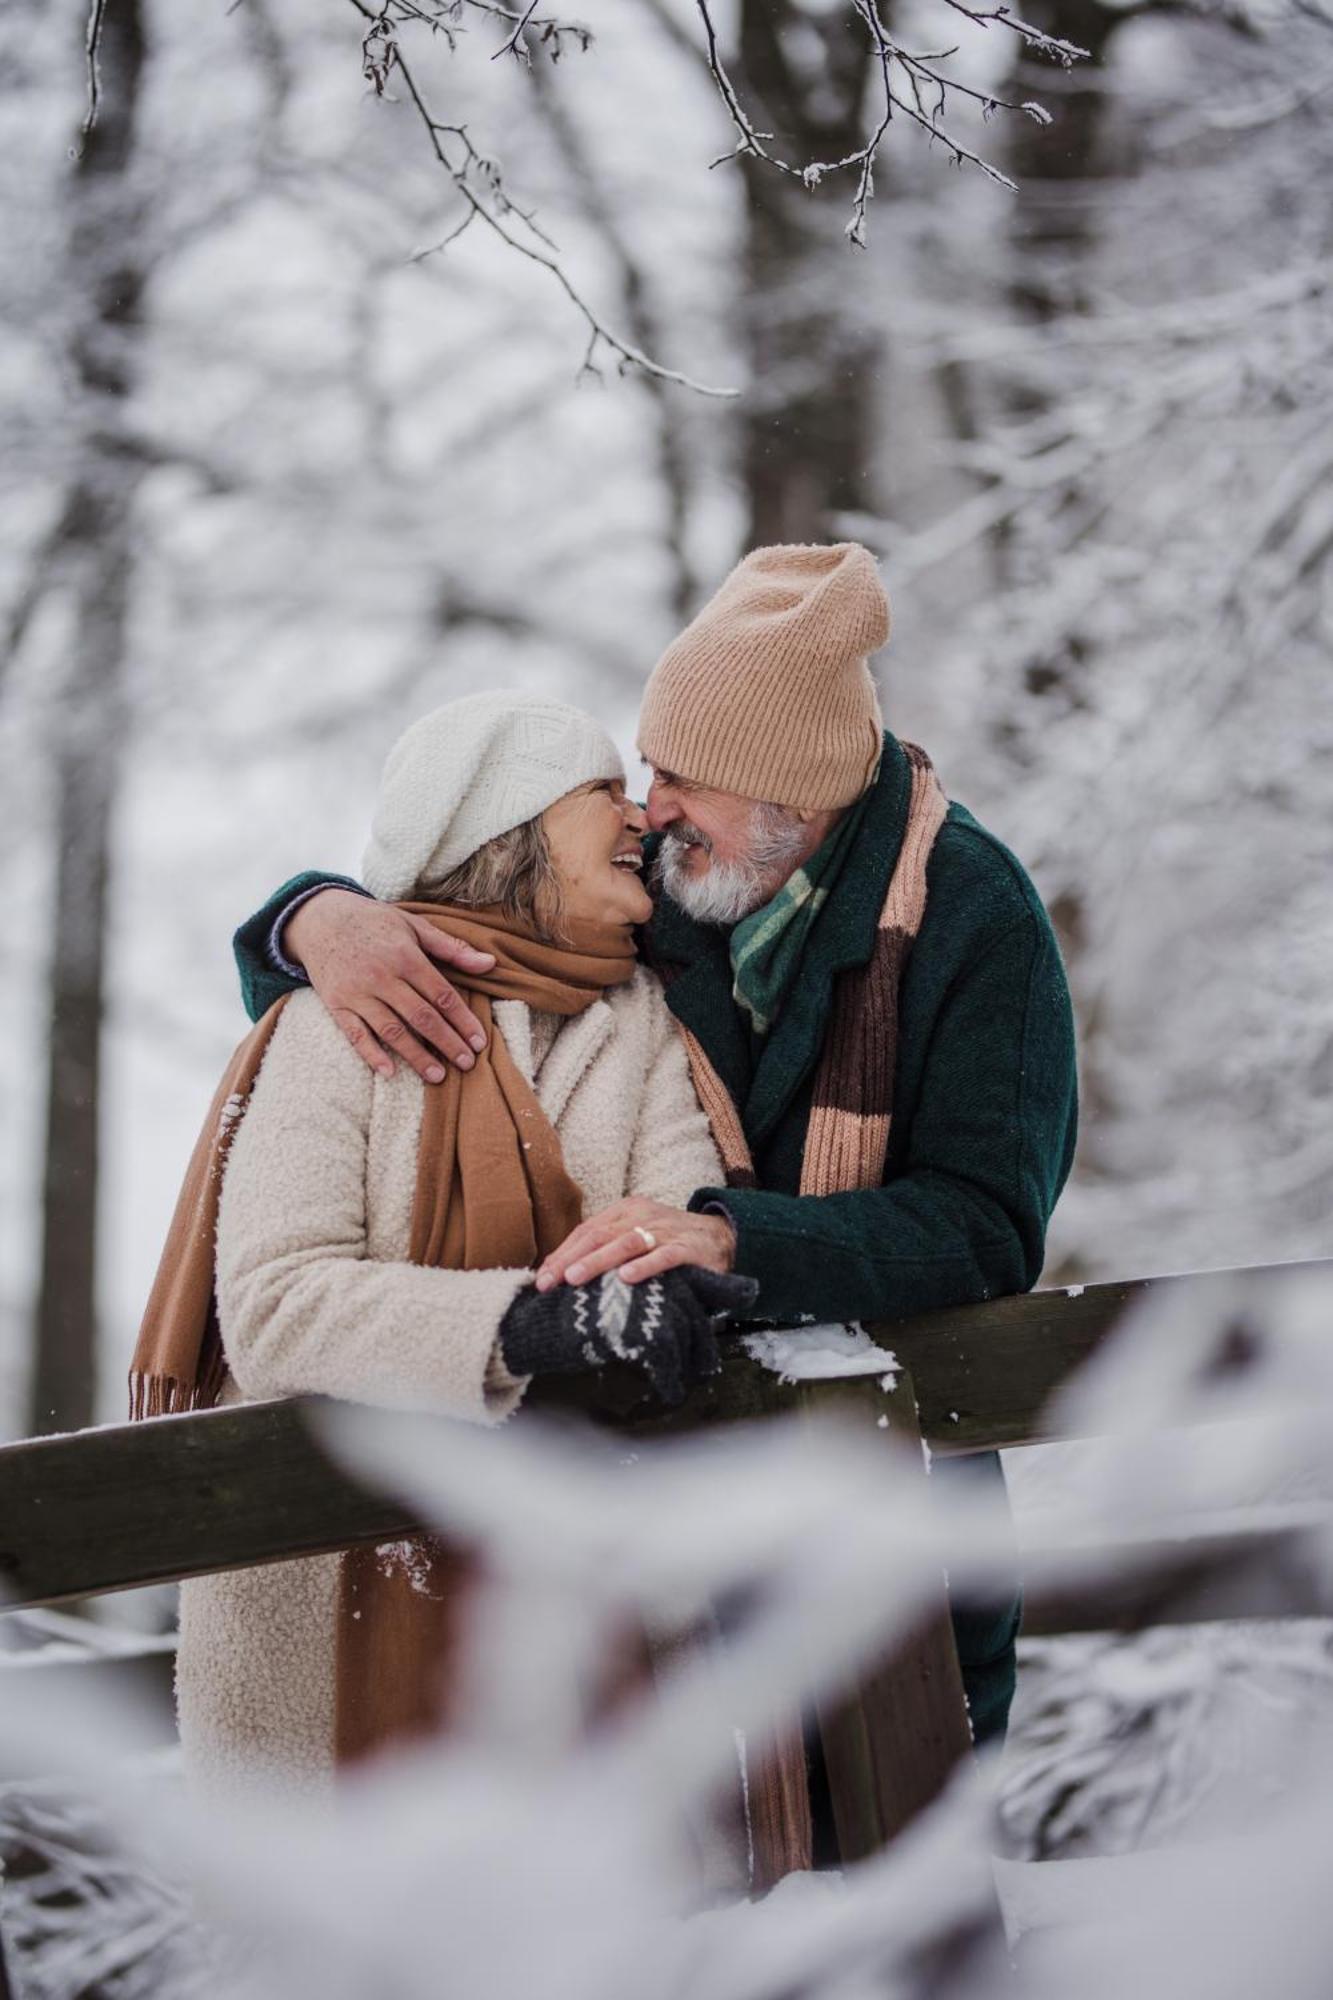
top-left (641, 733), bottom-right (913, 1146)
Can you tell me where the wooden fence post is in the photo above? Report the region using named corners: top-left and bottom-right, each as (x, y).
top-left (798, 1367), bottom-right (975, 1862)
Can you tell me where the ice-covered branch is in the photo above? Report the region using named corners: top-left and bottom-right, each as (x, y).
top-left (938, 0), bottom-right (1093, 66)
top-left (695, 0), bottom-right (1088, 232)
top-left (78, 0), bottom-right (110, 152)
top-left (349, 0), bottom-right (736, 395)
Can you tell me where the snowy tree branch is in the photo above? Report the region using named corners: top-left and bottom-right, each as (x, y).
top-left (695, 0), bottom-right (1088, 227)
top-left (78, 0), bottom-right (110, 152)
top-left (349, 0), bottom-right (737, 395)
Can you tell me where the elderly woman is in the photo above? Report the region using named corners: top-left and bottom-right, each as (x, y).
top-left (132, 692), bottom-right (749, 1797)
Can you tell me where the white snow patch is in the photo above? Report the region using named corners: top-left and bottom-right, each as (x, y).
top-left (743, 1322), bottom-right (899, 1385)
top-left (217, 1092), bottom-right (245, 1133)
top-left (376, 1537), bottom-right (442, 1597)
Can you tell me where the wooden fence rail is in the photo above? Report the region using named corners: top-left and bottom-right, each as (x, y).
top-left (0, 1256), bottom-right (1327, 1875)
top-left (0, 1256), bottom-right (1326, 1613)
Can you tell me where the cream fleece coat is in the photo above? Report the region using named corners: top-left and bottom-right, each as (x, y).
top-left (175, 967), bottom-right (722, 1798)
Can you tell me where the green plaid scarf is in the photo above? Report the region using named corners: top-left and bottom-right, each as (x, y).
top-left (729, 769), bottom-right (880, 1037)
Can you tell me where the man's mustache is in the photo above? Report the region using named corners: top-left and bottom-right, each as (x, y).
top-left (661, 824), bottom-right (714, 857)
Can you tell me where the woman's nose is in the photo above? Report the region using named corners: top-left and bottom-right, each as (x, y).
top-left (622, 796), bottom-right (649, 835)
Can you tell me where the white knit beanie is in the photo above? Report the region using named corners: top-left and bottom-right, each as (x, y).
top-left (362, 691), bottom-right (625, 901)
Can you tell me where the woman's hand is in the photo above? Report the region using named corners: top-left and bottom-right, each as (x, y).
top-left (501, 1266), bottom-right (758, 1405)
top-left (284, 889), bottom-right (495, 1082)
top-left (535, 1197), bottom-right (738, 1292)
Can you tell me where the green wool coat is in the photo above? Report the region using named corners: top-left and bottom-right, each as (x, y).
top-left (652, 735), bottom-right (1079, 1324)
top-left (233, 732), bottom-right (1079, 1744)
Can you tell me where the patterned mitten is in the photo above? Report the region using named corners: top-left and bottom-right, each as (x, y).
top-left (499, 1265), bottom-right (758, 1406)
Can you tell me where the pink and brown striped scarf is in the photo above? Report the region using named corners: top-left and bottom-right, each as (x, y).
top-left (666, 743), bottom-right (948, 1883)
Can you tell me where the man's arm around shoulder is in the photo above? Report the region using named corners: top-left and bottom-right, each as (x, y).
top-left (233, 871), bottom-right (367, 1022)
top-left (231, 871), bottom-right (495, 1077)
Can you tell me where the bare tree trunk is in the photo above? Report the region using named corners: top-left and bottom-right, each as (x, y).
top-left (525, 56), bottom-right (699, 621)
top-left (993, 0), bottom-right (1130, 1165)
top-left (29, 0), bottom-right (146, 1436)
top-left (1006, 0), bottom-right (1125, 326)
top-left (737, 1), bottom-right (878, 548)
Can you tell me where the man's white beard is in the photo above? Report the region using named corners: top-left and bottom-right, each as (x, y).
top-left (658, 840), bottom-right (769, 925)
top-left (657, 808), bottom-right (807, 927)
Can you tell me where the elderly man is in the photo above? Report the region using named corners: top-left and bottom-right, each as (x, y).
top-left (232, 542), bottom-right (1078, 1747)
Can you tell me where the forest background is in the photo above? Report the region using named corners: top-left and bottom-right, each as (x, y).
top-left (1, 0), bottom-right (1330, 1861)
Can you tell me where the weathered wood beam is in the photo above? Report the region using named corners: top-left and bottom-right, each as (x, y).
top-left (1019, 1513), bottom-right (1333, 1635)
top-left (533, 1257), bottom-right (1333, 1456)
top-left (883, 1257), bottom-right (1333, 1456)
top-left (799, 1371), bottom-right (975, 1860)
top-left (0, 1398), bottom-right (419, 1610)
top-left (524, 1272), bottom-right (1155, 1451)
top-left (0, 1257), bottom-right (1328, 1612)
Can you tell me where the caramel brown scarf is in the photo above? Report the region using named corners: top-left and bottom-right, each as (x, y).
top-left (129, 903), bottom-right (635, 1761)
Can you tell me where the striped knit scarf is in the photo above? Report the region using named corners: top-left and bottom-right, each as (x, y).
top-left (728, 763), bottom-right (880, 1039)
top-left (662, 744), bottom-right (947, 1886)
top-left (678, 743), bottom-right (949, 1196)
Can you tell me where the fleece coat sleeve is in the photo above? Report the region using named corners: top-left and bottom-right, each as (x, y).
top-left (689, 913), bottom-right (1078, 1326)
top-left (215, 992), bottom-right (527, 1421)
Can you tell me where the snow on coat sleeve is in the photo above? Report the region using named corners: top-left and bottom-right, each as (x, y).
top-left (215, 992), bottom-right (527, 1422)
top-left (625, 969), bottom-right (726, 1206)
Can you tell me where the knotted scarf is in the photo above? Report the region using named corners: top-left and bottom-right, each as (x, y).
top-left (129, 903), bottom-right (636, 1761)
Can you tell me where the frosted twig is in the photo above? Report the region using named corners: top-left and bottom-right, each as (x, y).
top-left (493, 0), bottom-right (542, 60)
top-left (348, 0), bottom-right (737, 395)
top-left (939, 0), bottom-right (1091, 65)
top-left (409, 207), bottom-right (478, 259)
top-left (77, 0), bottom-right (109, 153)
top-left (384, 0), bottom-right (593, 57)
top-left (695, 0), bottom-right (1085, 234)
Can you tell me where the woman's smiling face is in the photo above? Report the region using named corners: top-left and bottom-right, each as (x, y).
top-left (540, 778), bottom-right (652, 931)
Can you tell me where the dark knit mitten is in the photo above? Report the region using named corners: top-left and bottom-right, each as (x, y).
top-left (499, 1265), bottom-right (759, 1406)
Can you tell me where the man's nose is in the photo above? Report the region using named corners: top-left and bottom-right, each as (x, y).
top-left (645, 779), bottom-right (678, 832)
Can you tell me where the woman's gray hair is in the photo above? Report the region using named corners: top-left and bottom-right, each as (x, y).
top-left (417, 816), bottom-right (563, 937)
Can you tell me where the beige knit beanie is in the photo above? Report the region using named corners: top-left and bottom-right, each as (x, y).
top-left (637, 542), bottom-right (889, 809)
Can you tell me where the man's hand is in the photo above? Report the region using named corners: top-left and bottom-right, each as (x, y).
top-left (284, 889), bottom-right (495, 1082)
top-left (535, 1197), bottom-right (738, 1292)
